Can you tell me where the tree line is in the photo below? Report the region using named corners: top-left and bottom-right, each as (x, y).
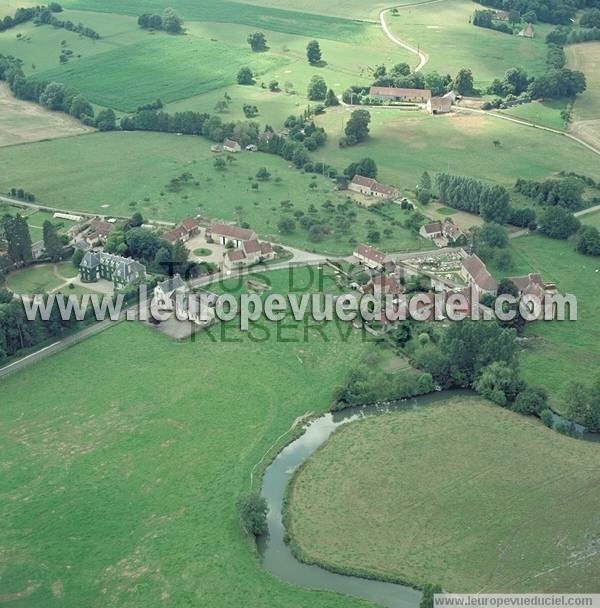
top-left (0, 54), bottom-right (116, 130)
top-left (515, 176), bottom-right (584, 210)
top-left (33, 6), bottom-right (100, 39)
top-left (473, 0), bottom-right (592, 25)
top-left (0, 3), bottom-right (62, 33)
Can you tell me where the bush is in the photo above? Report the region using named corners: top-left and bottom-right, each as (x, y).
top-left (236, 492), bottom-right (268, 536)
top-left (540, 408), bottom-right (554, 428)
top-left (513, 387), bottom-right (547, 415)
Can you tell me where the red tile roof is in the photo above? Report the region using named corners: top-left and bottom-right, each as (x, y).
top-left (355, 244), bottom-right (387, 265)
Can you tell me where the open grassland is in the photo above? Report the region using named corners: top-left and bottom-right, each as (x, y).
top-left (35, 34), bottom-right (290, 112)
top-left (566, 42), bottom-right (600, 150)
top-left (0, 10), bottom-right (149, 75)
top-left (490, 235), bottom-right (600, 409)
top-left (5, 262), bottom-right (78, 295)
top-left (234, 0), bottom-right (390, 20)
top-left (387, 0), bottom-right (550, 88)
top-left (0, 84), bottom-right (93, 147)
top-left (63, 0), bottom-right (368, 41)
top-left (497, 100), bottom-right (569, 131)
top-left (314, 108), bottom-right (600, 194)
top-left (0, 267), bottom-right (375, 608)
top-left (287, 398), bottom-right (600, 592)
top-left (0, 131), bottom-right (426, 255)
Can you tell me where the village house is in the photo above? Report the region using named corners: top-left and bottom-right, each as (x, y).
top-left (369, 86), bottom-right (432, 103)
top-left (362, 274), bottom-right (403, 301)
top-left (223, 138), bottom-right (241, 153)
top-left (223, 239), bottom-right (275, 270)
top-left (459, 254), bottom-right (498, 295)
top-left (427, 96), bottom-right (452, 115)
top-left (79, 251), bottom-right (146, 287)
top-left (162, 217), bottom-right (200, 244)
top-left (208, 223), bottom-right (258, 248)
top-left (152, 274), bottom-right (215, 327)
top-left (419, 220), bottom-right (464, 244)
top-left (84, 218), bottom-right (115, 245)
top-left (348, 175), bottom-right (399, 200)
top-left (353, 244), bottom-right (389, 270)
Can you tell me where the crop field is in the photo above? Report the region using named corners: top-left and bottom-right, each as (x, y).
top-left (0, 267), bottom-right (374, 608)
top-left (34, 34), bottom-right (290, 112)
top-left (566, 42), bottom-right (600, 150)
top-left (0, 83), bottom-right (93, 147)
top-left (489, 234), bottom-right (600, 408)
top-left (63, 0), bottom-right (368, 41)
top-left (387, 0), bottom-right (551, 88)
top-left (287, 397), bottom-right (600, 592)
top-left (314, 108), bottom-right (600, 194)
top-left (0, 131), bottom-right (426, 255)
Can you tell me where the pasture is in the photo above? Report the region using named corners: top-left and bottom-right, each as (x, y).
top-left (566, 42), bottom-right (600, 150)
top-left (491, 234), bottom-right (600, 408)
top-left (386, 0), bottom-right (551, 88)
top-left (314, 107), bottom-right (600, 193)
top-left (287, 397), bottom-right (600, 592)
top-left (0, 267), bottom-right (372, 608)
top-left (0, 131), bottom-right (426, 255)
top-left (497, 100), bottom-right (569, 131)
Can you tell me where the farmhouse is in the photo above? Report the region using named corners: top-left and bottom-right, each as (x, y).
top-left (208, 223), bottom-right (258, 248)
top-left (348, 175), bottom-right (399, 200)
top-left (80, 251), bottom-right (146, 287)
top-left (84, 218), bottom-right (115, 245)
top-left (162, 217), bottom-right (200, 244)
top-left (223, 239), bottom-right (275, 270)
top-left (459, 254), bottom-right (498, 294)
top-left (420, 222), bottom-right (443, 239)
top-left (419, 220), bottom-right (464, 243)
top-left (362, 274), bottom-right (403, 299)
top-left (427, 96), bottom-right (452, 114)
top-left (152, 274), bottom-right (214, 326)
top-left (369, 86), bottom-right (431, 103)
top-left (223, 138), bottom-right (241, 153)
top-left (354, 244), bottom-right (388, 269)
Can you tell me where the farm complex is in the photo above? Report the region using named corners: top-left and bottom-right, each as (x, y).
top-left (1, 0), bottom-right (599, 606)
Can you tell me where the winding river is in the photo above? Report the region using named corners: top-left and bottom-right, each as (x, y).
top-left (257, 391), bottom-right (595, 608)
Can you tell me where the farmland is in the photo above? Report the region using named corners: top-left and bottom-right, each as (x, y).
top-left (0, 83), bottom-right (93, 147)
top-left (0, 131), bottom-right (426, 255)
top-left (566, 42), bottom-right (600, 150)
top-left (287, 397), bottom-right (600, 592)
top-left (0, 267), bottom-right (373, 608)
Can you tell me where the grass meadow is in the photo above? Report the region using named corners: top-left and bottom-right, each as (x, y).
top-left (489, 234), bottom-right (600, 409)
top-left (287, 398), bottom-right (600, 592)
top-left (5, 261), bottom-right (78, 294)
top-left (313, 108), bottom-right (600, 193)
top-left (62, 0), bottom-right (368, 40)
top-left (497, 100), bottom-right (569, 131)
top-left (386, 0), bottom-right (552, 88)
top-left (0, 267), bottom-right (375, 608)
top-left (0, 131), bottom-right (426, 255)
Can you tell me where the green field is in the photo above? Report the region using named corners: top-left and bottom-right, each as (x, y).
top-left (489, 234), bottom-right (600, 408)
top-left (0, 267), bottom-right (374, 608)
top-left (314, 108), bottom-right (600, 194)
top-left (0, 131), bottom-right (426, 255)
top-left (63, 0), bottom-right (368, 41)
top-left (387, 0), bottom-right (551, 88)
top-left (287, 397), bottom-right (600, 592)
top-left (5, 262), bottom-right (78, 294)
top-left (498, 100), bottom-right (569, 131)
top-left (34, 34), bottom-right (290, 112)
top-left (582, 210), bottom-right (600, 229)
